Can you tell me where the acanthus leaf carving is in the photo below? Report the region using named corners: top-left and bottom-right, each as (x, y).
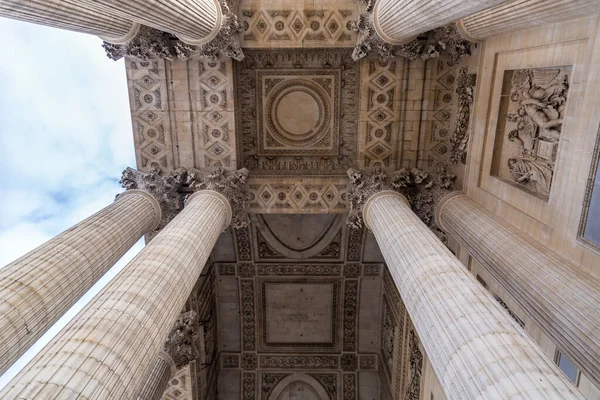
top-left (350, 1), bottom-right (473, 62)
top-left (350, 2), bottom-right (422, 62)
top-left (163, 310), bottom-right (199, 369)
top-left (346, 167), bottom-right (455, 237)
top-left (450, 67), bottom-right (477, 164)
top-left (405, 330), bottom-right (423, 400)
top-left (421, 23), bottom-right (473, 62)
top-left (120, 166), bottom-right (187, 230)
top-left (187, 167), bottom-right (250, 229)
top-left (103, 25), bottom-right (173, 61)
top-left (175, 0), bottom-right (244, 62)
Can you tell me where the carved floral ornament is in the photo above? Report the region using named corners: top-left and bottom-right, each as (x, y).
top-left (350, 0), bottom-right (474, 62)
top-left (119, 166), bottom-right (249, 231)
top-left (103, 0), bottom-right (243, 62)
top-left (346, 167), bottom-right (455, 233)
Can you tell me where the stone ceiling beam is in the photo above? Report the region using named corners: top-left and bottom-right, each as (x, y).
top-left (457, 0), bottom-right (600, 41)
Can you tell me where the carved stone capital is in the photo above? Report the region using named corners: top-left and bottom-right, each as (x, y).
top-left (102, 25), bottom-right (173, 61)
top-left (351, 0), bottom-right (472, 62)
top-left (350, 1), bottom-right (422, 62)
top-left (120, 166), bottom-right (187, 230)
top-left (174, 0), bottom-right (244, 62)
top-left (346, 167), bottom-right (456, 235)
top-left (421, 23), bottom-right (473, 62)
top-left (186, 167), bottom-right (250, 229)
top-left (163, 311), bottom-right (198, 369)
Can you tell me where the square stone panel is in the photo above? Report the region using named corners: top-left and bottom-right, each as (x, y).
top-left (234, 49), bottom-right (360, 176)
top-left (258, 278), bottom-right (341, 353)
top-left (256, 69), bottom-right (341, 157)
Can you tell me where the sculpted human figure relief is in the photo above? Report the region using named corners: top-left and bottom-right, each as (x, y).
top-left (493, 67), bottom-right (571, 200)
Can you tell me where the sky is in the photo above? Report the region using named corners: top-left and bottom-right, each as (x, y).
top-left (0, 17), bottom-right (144, 388)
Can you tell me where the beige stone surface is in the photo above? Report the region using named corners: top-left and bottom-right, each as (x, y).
top-left (0, 190), bottom-right (160, 376)
top-left (459, 0), bottom-right (600, 41)
top-left (238, 0), bottom-right (359, 48)
top-left (364, 190), bottom-right (583, 399)
top-left (436, 193), bottom-right (600, 389)
top-left (463, 15), bottom-right (600, 280)
top-left (0, 190), bottom-right (230, 399)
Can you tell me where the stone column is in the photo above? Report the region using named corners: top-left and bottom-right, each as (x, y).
top-left (435, 192), bottom-right (600, 389)
top-left (0, 168), bottom-right (248, 400)
top-left (136, 310), bottom-right (198, 400)
top-left (78, 0), bottom-right (222, 45)
top-left (0, 167), bottom-right (185, 376)
top-left (372, 0), bottom-right (510, 45)
top-left (136, 351), bottom-right (176, 400)
top-left (347, 169), bottom-right (582, 399)
top-left (457, 0), bottom-right (600, 41)
top-left (0, 0), bottom-right (139, 44)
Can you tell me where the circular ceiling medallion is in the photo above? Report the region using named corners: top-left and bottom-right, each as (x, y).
top-left (267, 79), bottom-right (330, 147)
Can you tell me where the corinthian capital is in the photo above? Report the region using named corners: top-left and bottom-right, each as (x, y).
top-left (350, 2), bottom-right (422, 62)
top-left (174, 0), bottom-right (244, 62)
top-left (163, 311), bottom-right (198, 369)
top-left (186, 167), bottom-right (250, 229)
top-left (347, 167), bottom-right (456, 234)
top-left (351, 0), bottom-right (472, 62)
top-left (119, 166), bottom-right (187, 230)
top-left (102, 25), bottom-right (173, 61)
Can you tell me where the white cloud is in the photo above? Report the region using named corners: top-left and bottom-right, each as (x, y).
top-left (0, 17), bottom-right (143, 387)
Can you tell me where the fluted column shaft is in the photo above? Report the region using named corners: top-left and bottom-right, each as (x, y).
top-left (364, 191), bottom-right (582, 399)
top-left (0, 190), bottom-right (160, 375)
top-left (78, 0), bottom-right (222, 45)
top-left (457, 0), bottom-right (600, 41)
top-left (0, 190), bottom-right (229, 399)
top-left (372, 0), bottom-right (510, 45)
top-left (136, 351), bottom-right (176, 400)
top-left (0, 0), bottom-right (140, 43)
top-left (436, 193), bottom-right (600, 389)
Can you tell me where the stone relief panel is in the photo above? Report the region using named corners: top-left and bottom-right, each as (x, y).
top-left (257, 279), bottom-right (341, 353)
top-left (234, 49), bottom-right (359, 177)
top-left (192, 59), bottom-right (237, 169)
top-left (162, 365), bottom-right (194, 400)
top-left (490, 67), bottom-right (571, 200)
top-left (377, 267), bottom-right (423, 400)
top-left (256, 69), bottom-right (341, 157)
top-left (212, 260), bottom-right (383, 399)
top-left (126, 58), bottom-right (175, 172)
top-left (247, 178), bottom-right (349, 214)
top-left (359, 59), bottom-right (404, 168)
top-left (239, 7), bottom-right (358, 48)
top-left (417, 57), bottom-right (475, 186)
top-left (264, 372), bottom-right (336, 400)
top-left (251, 214), bottom-right (346, 262)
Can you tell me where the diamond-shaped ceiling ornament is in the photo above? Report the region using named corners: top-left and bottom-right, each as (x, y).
top-left (207, 142), bottom-right (227, 157)
top-left (256, 17), bottom-right (269, 34)
top-left (260, 187), bottom-right (275, 205)
top-left (368, 109), bottom-right (394, 124)
top-left (291, 16), bottom-right (305, 36)
top-left (371, 71), bottom-right (395, 90)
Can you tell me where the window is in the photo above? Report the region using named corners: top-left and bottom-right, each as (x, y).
top-left (555, 350), bottom-right (580, 385)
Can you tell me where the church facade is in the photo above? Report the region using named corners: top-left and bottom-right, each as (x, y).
top-left (0, 0), bottom-right (600, 399)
